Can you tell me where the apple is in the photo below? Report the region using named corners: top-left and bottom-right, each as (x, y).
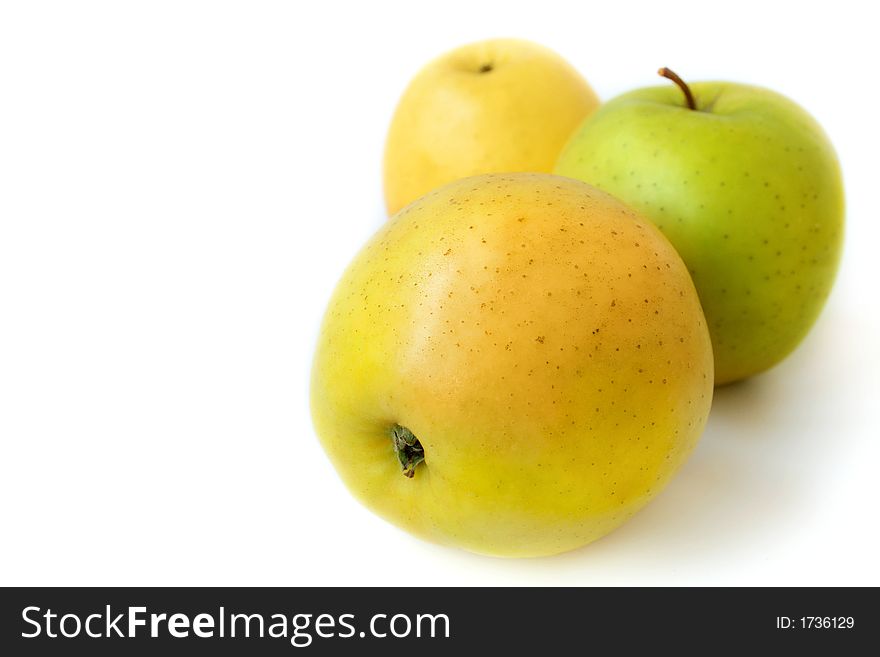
top-left (556, 69), bottom-right (844, 385)
top-left (382, 38), bottom-right (599, 215)
top-left (311, 173), bottom-right (713, 557)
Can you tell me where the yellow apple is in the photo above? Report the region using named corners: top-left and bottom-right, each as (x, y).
top-left (312, 174), bottom-right (713, 557)
top-left (382, 39), bottom-right (599, 215)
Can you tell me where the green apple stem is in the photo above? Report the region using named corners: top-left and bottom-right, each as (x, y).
top-left (390, 424), bottom-right (425, 478)
top-left (658, 67), bottom-right (696, 110)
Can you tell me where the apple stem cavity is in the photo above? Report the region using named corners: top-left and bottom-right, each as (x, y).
top-left (390, 424), bottom-right (425, 478)
top-left (658, 67), bottom-right (697, 111)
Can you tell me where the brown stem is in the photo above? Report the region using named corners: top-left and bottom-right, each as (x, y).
top-left (658, 67), bottom-right (696, 110)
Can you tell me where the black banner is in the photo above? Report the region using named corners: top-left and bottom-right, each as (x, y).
top-left (1, 587), bottom-right (874, 654)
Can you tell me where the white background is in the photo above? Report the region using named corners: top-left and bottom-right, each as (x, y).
top-left (1, 0), bottom-right (878, 586)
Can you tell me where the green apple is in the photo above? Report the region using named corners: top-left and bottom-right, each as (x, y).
top-left (312, 173), bottom-right (713, 557)
top-left (556, 69), bottom-right (844, 384)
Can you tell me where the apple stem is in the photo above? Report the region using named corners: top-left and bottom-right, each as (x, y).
top-left (390, 424), bottom-right (425, 478)
top-left (658, 67), bottom-right (697, 110)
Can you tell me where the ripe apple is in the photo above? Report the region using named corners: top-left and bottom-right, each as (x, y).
top-left (556, 69), bottom-right (844, 384)
top-left (311, 173), bottom-right (713, 557)
top-left (382, 39), bottom-right (599, 215)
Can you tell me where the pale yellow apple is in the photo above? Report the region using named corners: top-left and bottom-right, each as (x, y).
top-left (382, 39), bottom-right (599, 215)
top-left (312, 174), bottom-right (713, 557)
